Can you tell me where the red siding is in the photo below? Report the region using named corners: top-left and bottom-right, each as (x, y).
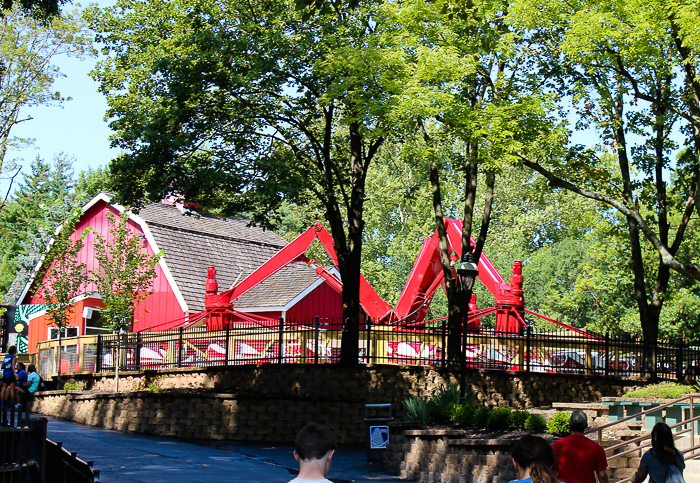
top-left (287, 282), bottom-right (343, 329)
top-left (23, 199), bottom-right (187, 343)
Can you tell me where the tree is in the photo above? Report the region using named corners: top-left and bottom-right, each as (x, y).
top-left (509, 0), bottom-right (700, 351)
top-left (74, 166), bottom-right (111, 202)
top-left (88, 210), bottom-right (160, 332)
top-left (0, 154), bottom-right (74, 295)
top-left (38, 211), bottom-right (85, 383)
top-left (89, 0), bottom-right (406, 364)
top-left (0, 7), bottom-right (92, 197)
top-left (2, 0), bottom-right (67, 21)
top-left (377, 0), bottom-right (551, 360)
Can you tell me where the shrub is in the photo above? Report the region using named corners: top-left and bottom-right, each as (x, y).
top-left (473, 407), bottom-right (491, 429)
top-left (524, 414), bottom-right (547, 433)
top-left (624, 382), bottom-right (694, 399)
top-left (462, 385), bottom-right (476, 405)
top-left (147, 379), bottom-right (163, 393)
top-left (432, 384), bottom-right (461, 423)
top-left (451, 404), bottom-right (476, 426)
top-left (548, 411), bottom-right (571, 437)
top-left (63, 381), bottom-right (85, 391)
top-left (403, 397), bottom-right (434, 425)
top-left (509, 410), bottom-right (530, 430)
top-left (486, 407), bottom-right (512, 430)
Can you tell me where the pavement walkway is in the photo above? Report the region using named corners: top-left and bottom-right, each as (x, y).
top-left (42, 416), bottom-right (404, 483)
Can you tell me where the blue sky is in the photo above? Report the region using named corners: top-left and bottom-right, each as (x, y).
top-left (4, 1), bottom-right (116, 195)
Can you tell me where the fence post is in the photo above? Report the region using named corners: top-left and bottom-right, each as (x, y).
top-left (676, 338), bottom-right (684, 381)
top-left (442, 318), bottom-right (446, 367)
top-left (314, 316), bottom-right (320, 365)
top-left (225, 324), bottom-right (230, 366)
top-left (177, 327), bottom-right (183, 368)
top-left (526, 326), bottom-right (531, 373)
top-left (605, 332), bottom-right (610, 377)
top-left (96, 335), bottom-right (102, 372)
top-left (278, 317), bottom-right (284, 364)
top-left (366, 317), bottom-right (372, 364)
top-left (135, 332), bottom-right (142, 372)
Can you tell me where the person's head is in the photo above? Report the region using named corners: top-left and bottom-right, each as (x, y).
top-left (651, 422), bottom-right (677, 464)
top-left (570, 410), bottom-right (588, 433)
top-left (295, 422), bottom-right (336, 462)
top-left (7, 346), bottom-right (16, 355)
top-left (512, 435), bottom-right (557, 483)
top-left (27, 364), bottom-right (36, 373)
top-left (16, 362), bottom-right (25, 372)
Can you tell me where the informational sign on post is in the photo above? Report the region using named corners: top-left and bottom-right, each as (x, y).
top-left (369, 425), bottom-right (389, 449)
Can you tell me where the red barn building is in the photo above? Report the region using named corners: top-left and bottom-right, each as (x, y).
top-left (17, 192), bottom-right (341, 353)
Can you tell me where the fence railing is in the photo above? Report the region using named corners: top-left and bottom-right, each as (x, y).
top-left (587, 394), bottom-right (700, 483)
top-left (34, 318), bottom-right (700, 380)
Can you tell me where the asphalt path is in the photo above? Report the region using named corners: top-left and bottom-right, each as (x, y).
top-left (42, 416), bottom-right (404, 483)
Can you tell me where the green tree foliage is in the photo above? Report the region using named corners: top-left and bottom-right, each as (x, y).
top-left (374, 0), bottom-right (556, 360)
top-left (88, 211), bottom-right (160, 332)
top-left (509, 0), bottom-right (700, 348)
top-left (0, 155), bottom-right (73, 295)
top-left (39, 214), bottom-right (85, 331)
top-left (89, 0), bottom-right (411, 363)
top-left (2, 0), bottom-right (68, 21)
top-left (0, 7), bottom-right (92, 190)
top-left (38, 210), bottom-right (85, 382)
top-left (74, 166), bottom-right (111, 202)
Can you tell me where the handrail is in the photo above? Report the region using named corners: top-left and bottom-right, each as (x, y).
top-left (605, 416), bottom-right (700, 454)
top-left (592, 395), bottom-right (700, 483)
top-left (586, 394), bottom-right (700, 444)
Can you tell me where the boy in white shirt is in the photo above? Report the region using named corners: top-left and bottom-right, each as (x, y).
top-left (288, 423), bottom-right (336, 483)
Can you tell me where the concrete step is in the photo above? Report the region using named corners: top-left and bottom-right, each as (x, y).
top-left (684, 458), bottom-right (700, 483)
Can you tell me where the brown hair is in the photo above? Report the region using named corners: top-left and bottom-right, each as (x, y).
top-left (512, 435), bottom-right (558, 483)
top-left (295, 423), bottom-right (336, 460)
top-left (8, 345), bottom-right (16, 355)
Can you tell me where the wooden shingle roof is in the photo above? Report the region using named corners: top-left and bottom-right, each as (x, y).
top-left (137, 203), bottom-right (287, 312)
top-left (234, 262), bottom-right (323, 309)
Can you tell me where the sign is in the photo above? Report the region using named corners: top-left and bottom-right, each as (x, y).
top-left (369, 425), bottom-right (389, 449)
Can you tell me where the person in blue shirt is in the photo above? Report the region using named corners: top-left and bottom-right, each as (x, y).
top-left (1, 345), bottom-right (18, 410)
top-left (12, 362), bottom-right (27, 408)
top-left (15, 364), bottom-right (41, 408)
top-left (510, 435), bottom-right (558, 483)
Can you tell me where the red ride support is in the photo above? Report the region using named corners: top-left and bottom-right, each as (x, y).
top-left (494, 261), bottom-right (526, 334)
top-left (204, 267), bottom-right (233, 330)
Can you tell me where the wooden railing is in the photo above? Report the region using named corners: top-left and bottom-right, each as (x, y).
top-left (586, 394), bottom-right (700, 482)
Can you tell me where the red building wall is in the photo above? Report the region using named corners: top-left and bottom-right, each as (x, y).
top-left (286, 282), bottom-right (343, 329)
top-left (24, 199), bottom-right (187, 348)
top-left (27, 297), bottom-right (106, 353)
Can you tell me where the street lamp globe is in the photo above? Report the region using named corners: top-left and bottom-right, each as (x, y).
top-left (457, 253), bottom-right (479, 292)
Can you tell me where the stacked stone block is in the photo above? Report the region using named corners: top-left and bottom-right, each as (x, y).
top-left (384, 427), bottom-right (644, 482)
top-left (38, 365), bottom-right (642, 445)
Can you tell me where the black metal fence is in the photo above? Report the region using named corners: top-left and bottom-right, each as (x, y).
top-left (70, 318), bottom-right (700, 381)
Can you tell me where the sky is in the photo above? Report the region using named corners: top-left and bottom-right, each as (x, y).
top-left (3, 1), bottom-right (117, 197)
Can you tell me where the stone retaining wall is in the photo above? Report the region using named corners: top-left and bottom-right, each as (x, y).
top-left (383, 427), bottom-right (640, 483)
top-left (32, 365), bottom-right (643, 444)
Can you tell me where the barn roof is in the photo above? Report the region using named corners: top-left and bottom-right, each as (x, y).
top-left (16, 193), bottom-right (288, 313)
top-left (234, 262), bottom-right (324, 311)
top-left (135, 203), bottom-right (287, 312)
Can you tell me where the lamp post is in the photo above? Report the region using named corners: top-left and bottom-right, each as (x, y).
top-left (457, 251), bottom-right (479, 399)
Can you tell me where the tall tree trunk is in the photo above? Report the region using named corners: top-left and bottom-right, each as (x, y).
top-left (429, 159), bottom-right (461, 364)
top-left (612, 84), bottom-right (657, 372)
top-left (335, 121), bottom-right (383, 366)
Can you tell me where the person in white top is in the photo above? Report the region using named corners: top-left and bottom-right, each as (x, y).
top-left (287, 422), bottom-right (336, 483)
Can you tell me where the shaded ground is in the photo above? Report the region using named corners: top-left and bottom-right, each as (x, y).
top-left (42, 416), bottom-right (403, 483)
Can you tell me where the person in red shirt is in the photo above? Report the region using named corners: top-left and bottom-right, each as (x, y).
top-left (552, 411), bottom-right (609, 483)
